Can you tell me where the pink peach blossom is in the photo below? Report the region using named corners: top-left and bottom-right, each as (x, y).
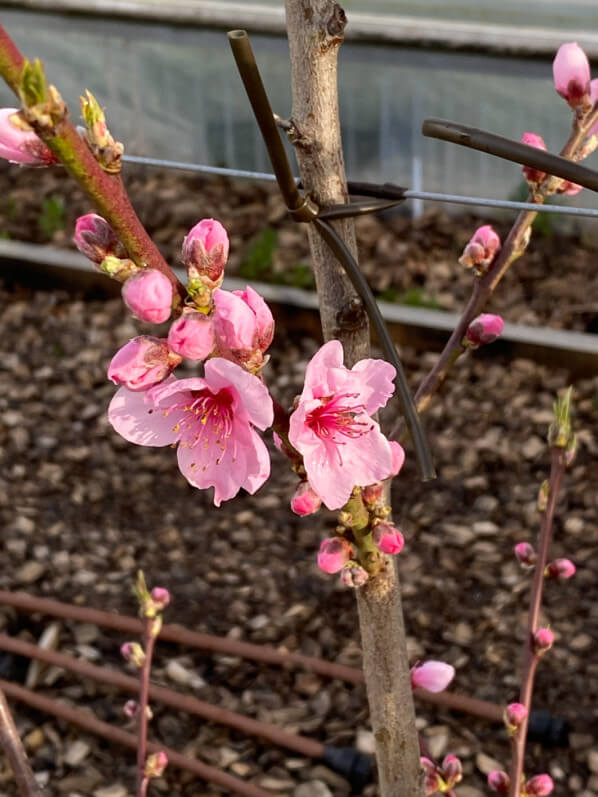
top-left (521, 132), bottom-right (547, 185)
top-left (411, 660), bottom-right (455, 693)
top-left (459, 224), bottom-right (501, 270)
top-left (122, 269), bottom-right (173, 324)
top-left (372, 522), bottom-right (404, 555)
top-left (0, 108), bottom-right (56, 165)
top-left (183, 218), bottom-right (229, 283)
top-left (108, 358), bottom-right (273, 506)
top-left (317, 537), bottom-right (353, 574)
top-left (290, 481), bottom-right (322, 516)
top-left (389, 440), bottom-right (406, 477)
top-left (465, 313), bottom-right (504, 347)
top-left (167, 311), bottom-right (214, 361)
top-left (108, 337), bottom-right (181, 392)
top-left (553, 42), bottom-right (590, 107)
top-left (288, 340), bottom-right (396, 510)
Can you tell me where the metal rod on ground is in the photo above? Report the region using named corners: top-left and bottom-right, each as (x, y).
top-left (422, 118), bottom-right (598, 192)
top-left (0, 633), bottom-right (372, 790)
top-left (0, 679), bottom-right (274, 797)
top-left (0, 590), bottom-right (499, 721)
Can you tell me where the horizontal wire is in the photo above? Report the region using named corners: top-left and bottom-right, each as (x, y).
top-left (122, 153), bottom-right (598, 219)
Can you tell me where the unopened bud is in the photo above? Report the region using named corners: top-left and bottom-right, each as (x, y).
top-left (553, 42), bottom-right (591, 109)
top-left (122, 269), bottom-right (174, 324)
top-left (488, 770), bottom-right (510, 794)
top-left (411, 660), bottom-right (455, 693)
top-left (123, 699), bottom-right (138, 718)
top-left (548, 388), bottom-right (573, 448)
top-left (74, 214), bottom-right (123, 264)
top-left (108, 336), bottom-right (181, 392)
top-left (361, 482), bottom-right (384, 505)
top-left (504, 702), bottom-right (527, 735)
top-left (99, 254), bottom-right (138, 282)
top-left (0, 107), bottom-right (57, 165)
top-left (372, 521), bottom-right (404, 555)
top-left (459, 225), bottom-right (501, 272)
top-left (167, 311), bottom-right (214, 361)
top-left (340, 563), bottom-right (369, 588)
top-left (80, 89), bottom-right (124, 173)
top-left (533, 627), bottom-right (555, 655)
top-left (441, 754), bottom-right (463, 787)
top-left (521, 133), bottom-right (547, 185)
top-left (317, 537), bottom-right (353, 574)
top-left (524, 774), bottom-right (554, 796)
top-left (545, 558), bottom-right (576, 580)
top-left (514, 542), bottom-right (537, 568)
top-left (290, 481), bottom-right (322, 516)
top-left (150, 587), bottom-right (171, 611)
top-left (144, 751), bottom-right (168, 779)
top-left (464, 313), bottom-right (504, 348)
top-left (120, 641), bottom-right (145, 668)
top-left (183, 218), bottom-right (229, 298)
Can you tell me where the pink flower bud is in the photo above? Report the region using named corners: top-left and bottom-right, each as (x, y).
top-left (372, 522), bottom-right (404, 555)
top-left (108, 337), bottom-right (181, 392)
top-left (389, 440), bottom-right (406, 477)
top-left (553, 42), bottom-right (590, 107)
top-left (505, 702), bottom-right (527, 732)
top-left (122, 269), bottom-right (173, 324)
top-left (74, 214), bottom-right (122, 264)
top-left (488, 771), bottom-right (510, 794)
top-left (465, 313), bottom-right (504, 348)
top-left (459, 225), bottom-right (501, 270)
top-left (123, 699), bottom-right (139, 718)
top-left (291, 481), bottom-right (322, 516)
top-left (546, 558), bottom-right (576, 580)
top-left (514, 542), bottom-right (537, 568)
top-left (557, 180), bottom-right (583, 196)
top-left (411, 660), bottom-right (455, 693)
top-left (232, 286), bottom-right (275, 353)
top-left (362, 482), bottom-right (384, 505)
top-left (521, 133), bottom-right (547, 185)
top-left (144, 750), bottom-right (168, 779)
top-left (120, 641), bottom-right (145, 668)
top-left (340, 563), bottom-right (369, 588)
top-left (0, 107), bottom-right (56, 165)
top-left (533, 627), bottom-right (555, 655)
top-left (525, 774), bottom-right (554, 796)
top-left (183, 218), bottom-right (229, 283)
top-left (317, 537), bottom-right (353, 574)
top-left (150, 587), bottom-right (170, 610)
top-left (167, 311), bottom-right (214, 361)
top-left (420, 757), bottom-right (443, 795)
top-left (441, 755), bottom-right (463, 787)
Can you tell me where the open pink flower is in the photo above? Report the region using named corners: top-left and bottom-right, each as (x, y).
top-left (288, 340), bottom-right (396, 510)
top-left (108, 358), bottom-right (273, 506)
top-left (0, 108), bottom-right (56, 165)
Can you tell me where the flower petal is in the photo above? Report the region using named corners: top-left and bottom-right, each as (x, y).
top-left (350, 357), bottom-right (396, 414)
top-left (108, 386), bottom-right (182, 446)
top-left (205, 358), bottom-right (273, 430)
top-left (301, 340), bottom-right (344, 399)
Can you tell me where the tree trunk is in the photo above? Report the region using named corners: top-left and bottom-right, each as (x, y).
top-left (284, 3), bottom-right (424, 795)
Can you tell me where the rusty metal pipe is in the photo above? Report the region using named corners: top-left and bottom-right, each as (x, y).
top-left (0, 679), bottom-right (274, 797)
top-left (0, 590), bottom-right (501, 722)
top-left (0, 633), bottom-right (324, 759)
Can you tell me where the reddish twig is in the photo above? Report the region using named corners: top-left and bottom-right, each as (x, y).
top-left (508, 448), bottom-right (567, 797)
top-left (0, 687), bottom-right (43, 797)
top-left (136, 616), bottom-right (156, 797)
top-left (0, 24), bottom-right (186, 303)
top-left (0, 679), bottom-right (274, 797)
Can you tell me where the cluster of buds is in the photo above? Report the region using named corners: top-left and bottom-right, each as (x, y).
top-left (464, 313), bottom-right (504, 348)
top-left (459, 225), bottom-right (501, 273)
top-left (18, 58), bottom-right (66, 133)
top-left (420, 754), bottom-right (462, 794)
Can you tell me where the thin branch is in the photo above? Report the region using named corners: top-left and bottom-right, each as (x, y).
top-left (0, 688), bottom-right (43, 797)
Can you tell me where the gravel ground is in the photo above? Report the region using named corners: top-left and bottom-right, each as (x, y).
top-left (0, 275), bottom-right (596, 796)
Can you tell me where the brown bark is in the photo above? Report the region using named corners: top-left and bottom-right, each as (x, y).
top-left (284, 3), bottom-right (424, 794)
